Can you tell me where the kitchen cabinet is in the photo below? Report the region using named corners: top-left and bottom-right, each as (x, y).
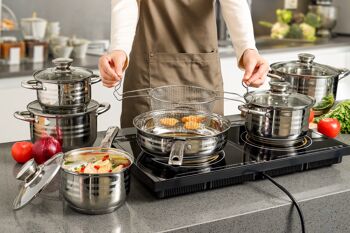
top-left (1, 45), bottom-right (350, 143)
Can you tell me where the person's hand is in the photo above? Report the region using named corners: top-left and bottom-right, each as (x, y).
top-left (98, 50), bottom-right (128, 88)
top-left (241, 49), bottom-right (269, 88)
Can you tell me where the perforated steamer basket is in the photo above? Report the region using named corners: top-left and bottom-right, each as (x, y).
top-left (114, 84), bottom-right (244, 112)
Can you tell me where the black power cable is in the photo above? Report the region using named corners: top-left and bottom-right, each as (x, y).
top-left (262, 173), bottom-right (306, 233)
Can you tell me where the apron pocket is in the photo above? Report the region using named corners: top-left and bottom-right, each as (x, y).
top-left (148, 51), bottom-right (222, 90)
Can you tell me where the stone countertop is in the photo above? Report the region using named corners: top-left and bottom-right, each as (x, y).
top-left (1, 118), bottom-right (350, 233)
top-left (0, 55), bottom-right (100, 79)
top-left (219, 35), bottom-right (350, 57)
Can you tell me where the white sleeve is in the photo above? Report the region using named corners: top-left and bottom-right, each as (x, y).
top-left (110, 0), bottom-right (139, 56)
top-left (219, 0), bottom-right (257, 66)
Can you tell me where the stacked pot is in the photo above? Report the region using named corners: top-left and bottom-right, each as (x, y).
top-left (15, 58), bottom-right (110, 151)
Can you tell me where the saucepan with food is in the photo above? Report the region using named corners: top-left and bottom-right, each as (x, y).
top-left (13, 126), bottom-right (134, 215)
top-left (133, 109), bottom-right (231, 166)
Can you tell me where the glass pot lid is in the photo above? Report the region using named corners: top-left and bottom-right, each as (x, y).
top-left (13, 153), bottom-right (63, 210)
top-left (245, 81), bottom-right (315, 109)
top-left (33, 58), bottom-right (94, 83)
top-left (270, 53), bottom-right (339, 78)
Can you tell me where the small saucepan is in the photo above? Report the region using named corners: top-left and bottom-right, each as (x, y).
top-left (21, 58), bottom-right (101, 109)
top-left (13, 126), bottom-right (134, 215)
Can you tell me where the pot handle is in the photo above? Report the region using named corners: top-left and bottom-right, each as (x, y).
top-left (96, 102), bottom-right (111, 115)
top-left (90, 74), bottom-right (102, 84)
top-left (168, 140), bottom-right (186, 166)
top-left (238, 105), bottom-right (270, 117)
top-left (14, 111), bottom-right (35, 122)
top-left (338, 68), bottom-right (350, 81)
top-left (21, 80), bottom-right (44, 90)
top-left (267, 72), bottom-right (285, 81)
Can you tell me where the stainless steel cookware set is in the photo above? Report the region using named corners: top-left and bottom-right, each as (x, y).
top-left (13, 127), bottom-right (134, 215)
top-left (13, 52), bottom-right (344, 214)
top-left (14, 58), bottom-right (110, 151)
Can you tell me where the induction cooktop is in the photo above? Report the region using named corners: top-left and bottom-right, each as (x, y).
top-left (112, 122), bottom-right (350, 198)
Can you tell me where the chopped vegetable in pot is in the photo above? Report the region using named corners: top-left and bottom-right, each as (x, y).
top-left (315, 100), bottom-right (350, 134)
top-left (62, 152), bottom-right (131, 174)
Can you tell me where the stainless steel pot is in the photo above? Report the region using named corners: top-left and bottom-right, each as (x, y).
top-left (239, 81), bottom-right (315, 146)
top-left (133, 109), bottom-right (231, 166)
top-left (21, 58), bottom-right (101, 109)
top-left (13, 127), bottom-right (134, 215)
top-left (14, 100), bottom-right (110, 151)
top-left (270, 53), bottom-right (350, 115)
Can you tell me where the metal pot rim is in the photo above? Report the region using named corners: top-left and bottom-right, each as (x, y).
top-left (270, 61), bottom-right (339, 79)
top-left (61, 147), bottom-right (134, 176)
top-left (244, 91), bottom-right (316, 110)
top-left (26, 100), bottom-right (103, 117)
top-left (33, 68), bottom-right (95, 84)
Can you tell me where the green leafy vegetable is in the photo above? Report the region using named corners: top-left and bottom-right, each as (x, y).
top-left (64, 161), bottom-right (74, 165)
top-left (313, 94), bottom-right (335, 110)
top-left (276, 9), bottom-right (293, 24)
top-left (304, 12), bottom-right (321, 28)
top-left (315, 100), bottom-right (350, 134)
top-left (287, 24), bottom-right (303, 39)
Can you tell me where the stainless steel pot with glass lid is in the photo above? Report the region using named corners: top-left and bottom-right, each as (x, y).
top-left (13, 127), bottom-right (134, 215)
top-left (270, 53), bottom-right (350, 115)
top-left (238, 81), bottom-right (315, 147)
top-left (21, 58), bottom-right (101, 109)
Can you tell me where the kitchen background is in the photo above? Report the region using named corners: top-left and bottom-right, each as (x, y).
top-left (4, 0), bottom-right (310, 40)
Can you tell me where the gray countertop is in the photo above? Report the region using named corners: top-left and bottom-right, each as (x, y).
top-left (0, 55), bottom-right (100, 79)
top-left (219, 36), bottom-right (350, 57)
top-left (1, 36), bottom-right (350, 79)
top-left (1, 116), bottom-right (350, 233)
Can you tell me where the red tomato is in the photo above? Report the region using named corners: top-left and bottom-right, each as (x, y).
top-left (317, 118), bottom-right (341, 138)
top-left (11, 141), bottom-right (33, 163)
top-left (309, 109), bottom-right (315, 123)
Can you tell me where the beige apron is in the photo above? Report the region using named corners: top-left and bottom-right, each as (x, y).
top-left (121, 0), bottom-right (224, 128)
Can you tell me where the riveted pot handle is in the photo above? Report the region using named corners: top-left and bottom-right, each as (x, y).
top-left (90, 74), bottom-right (101, 84)
top-left (338, 68), bottom-right (350, 81)
top-left (267, 72), bottom-right (285, 81)
top-left (14, 111), bottom-right (35, 122)
top-left (238, 105), bottom-right (269, 117)
top-left (96, 102), bottom-right (111, 115)
top-left (21, 80), bottom-right (44, 90)
top-left (168, 140), bottom-right (186, 166)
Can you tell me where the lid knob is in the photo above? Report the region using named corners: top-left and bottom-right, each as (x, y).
top-left (52, 58), bottom-right (73, 72)
top-left (298, 53), bottom-right (315, 64)
top-left (270, 81), bottom-right (290, 94)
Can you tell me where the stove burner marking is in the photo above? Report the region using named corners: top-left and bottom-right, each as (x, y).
top-left (240, 132), bottom-right (312, 151)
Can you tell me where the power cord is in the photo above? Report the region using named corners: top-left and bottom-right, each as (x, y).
top-left (261, 173), bottom-right (306, 233)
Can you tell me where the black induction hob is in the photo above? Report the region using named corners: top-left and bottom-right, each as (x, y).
top-left (113, 123), bottom-right (350, 198)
